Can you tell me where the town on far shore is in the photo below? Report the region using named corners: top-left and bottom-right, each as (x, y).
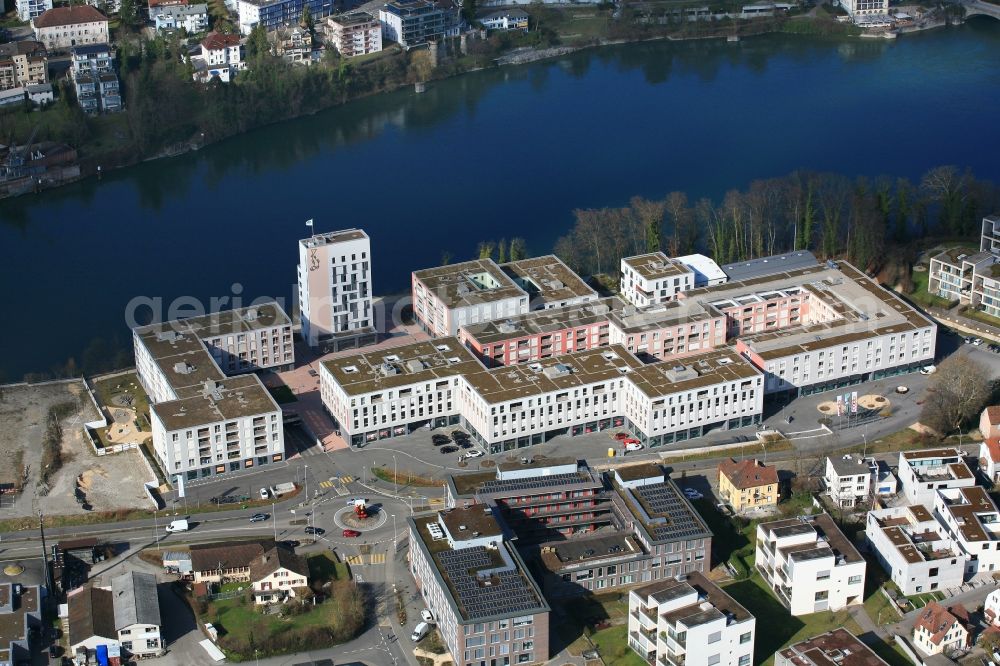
top-left (5, 215), bottom-right (1000, 665)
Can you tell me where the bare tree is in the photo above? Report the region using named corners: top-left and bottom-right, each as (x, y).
top-left (920, 354), bottom-right (994, 436)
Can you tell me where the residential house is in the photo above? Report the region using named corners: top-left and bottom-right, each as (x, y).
top-left (755, 514), bottom-right (865, 616)
top-left (25, 83), bottom-right (53, 105)
top-left (0, 42), bottom-right (48, 92)
top-left (200, 31), bottom-right (245, 70)
top-left (911, 601), bottom-right (971, 656)
top-left (981, 438), bottom-right (1000, 485)
top-left (865, 504), bottom-right (967, 596)
top-left (897, 448), bottom-right (975, 507)
top-left (717, 458), bottom-right (778, 513)
top-left (0, 87), bottom-right (27, 107)
top-left (269, 25), bottom-right (313, 65)
top-left (189, 540), bottom-right (276, 583)
top-left (250, 546), bottom-right (309, 604)
top-left (775, 629), bottom-right (890, 666)
top-left (824, 455), bottom-right (872, 508)
top-left (985, 589), bottom-right (1000, 627)
top-left (379, 0), bottom-right (454, 48)
top-left (626, 572), bottom-right (756, 666)
top-left (0, 583), bottom-right (42, 665)
top-left (982, 406), bottom-right (1000, 440)
top-left (17, 0), bottom-right (51, 22)
top-left (67, 572), bottom-right (163, 659)
top-left (153, 4), bottom-right (210, 33)
top-left (933, 486), bottom-right (1000, 576)
top-left (70, 44), bottom-right (121, 114)
top-left (32, 6), bottom-right (110, 50)
top-left (928, 216), bottom-right (1000, 320)
top-left (325, 12), bottom-right (383, 57)
top-left (479, 8), bottom-right (529, 31)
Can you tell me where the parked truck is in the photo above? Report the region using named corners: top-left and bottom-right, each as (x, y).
top-left (165, 519), bottom-right (189, 533)
top-left (269, 482), bottom-right (296, 497)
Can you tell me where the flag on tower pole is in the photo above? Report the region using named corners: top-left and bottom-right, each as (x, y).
top-left (305, 219), bottom-right (314, 228)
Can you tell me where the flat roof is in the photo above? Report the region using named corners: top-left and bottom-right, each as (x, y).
top-left (622, 252), bottom-right (692, 281)
top-left (414, 259), bottom-right (527, 310)
top-left (760, 514), bottom-right (863, 564)
top-left (299, 228), bottom-right (368, 247)
top-left (607, 295), bottom-right (719, 334)
top-left (827, 455), bottom-right (870, 477)
top-left (327, 10), bottom-right (376, 24)
top-left (777, 629), bottom-right (889, 666)
top-left (411, 514), bottom-right (548, 622)
top-left (615, 463), bottom-right (664, 482)
top-left (135, 302), bottom-right (290, 342)
top-left (940, 486), bottom-right (1000, 543)
top-left (720, 250), bottom-right (818, 282)
top-left (152, 374), bottom-right (278, 431)
top-left (461, 298), bottom-right (618, 346)
top-left (501, 255), bottom-right (597, 305)
top-left (441, 505), bottom-right (504, 538)
top-left (618, 477), bottom-right (712, 544)
top-left (627, 348), bottom-right (761, 398)
top-left (676, 254), bottom-right (727, 284)
top-left (538, 532), bottom-right (643, 572)
top-left (634, 571), bottom-right (753, 623)
top-left (464, 346), bottom-right (644, 404)
top-left (322, 337), bottom-right (484, 397)
top-left (0, 585), bottom-right (38, 656)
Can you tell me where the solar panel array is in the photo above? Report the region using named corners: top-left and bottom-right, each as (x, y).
top-left (479, 472), bottom-right (589, 496)
top-left (437, 546), bottom-right (542, 620)
top-left (634, 483), bottom-right (711, 541)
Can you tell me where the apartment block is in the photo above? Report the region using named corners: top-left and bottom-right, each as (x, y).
top-left (840, 0), bottom-right (887, 17)
top-left (408, 507), bottom-right (550, 666)
top-left (0, 42), bottom-right (48, 91)
top-left (775, 629), bottom-right (890, 666)
top-left (620, 252), bottom-right (695, 307)
top-left (379, 0), bottom-right (452, 47)
top-left (153, 4), bottom-right (209, 33)
top-left (824, 455), bottom-right (872, 509)
top-left (133, 303), bottom-right (291, 481)
top-left (627, 572), bottom-right (755, 666)
top-left (607, 297), bottom-right (727, 363)
top-left (17, 0), bottom-right (51, 22)
top-left (459, 298), bottom-right (615, 368)
top-left (717, 458), bottom-right (778, 513)
top-left (755, 514), bottom-right (865, 616)
top-left (897, 448), bottom-right (975, 506)
top-left (927, 215), bottom-right (1000, 319)
top-left (325, 12), bottom-right (383, 57)
top-left (933, 486), bottom-right (1000, 576)
top-left (501, 255), bottom-right (598, 310)
top-left (732, 262), bottom-right (936, 396)
top-left (32, 6), bottom-right (110, 50)
top-left (866, 505), bottom-right (967, 596)
top-left (236, 0), bottom-right (331, 32)
top-left (414, 259), bottom-right (529, 338)
top-left (298, 229), bottom-right (376, 349)
top-left (70, 44), bottom-right (120, 114)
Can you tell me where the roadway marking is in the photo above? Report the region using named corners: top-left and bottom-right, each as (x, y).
top-left (319, 480), bottom-right (335, 489)
top-left (370, 553), bottom-right (385, 565)
top-left (428, 498), bottom-right (444, 506)
top-left (340, 475), bottom-right (354, 483)
top-left (345, 554), bottom-right (364, 565)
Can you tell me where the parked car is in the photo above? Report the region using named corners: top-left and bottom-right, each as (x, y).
top-left (411, 621), bottom-right (431, 642)
top-left (249, 513), bottom-right (269, 523)
top-left (342, 529), bottom-right (361, 538)
top-left (683, 489), bottom-right (704, 500)
top-left (964, 336), bottom-right (975, 344)
top-left (612, 432), bottom-right (630, 441)
top-left (623, 440), bottom-right (643, 452)
top-left (421, 608), bottom-right (435, 623)
top-left (279, 540), bottom-right (300, 549)
top-left (308, 369), bottom-right (318, 377)
top-left (304, 526), bottom-right (325, 535)
top-left (464, 450), bottom-right (484, 459)
top-left (432, 434), bottom-right (451, 446)
top-left (441, 446), bottom-right (458, 454)
top-left (920, 365), bottom-right (937, 375)
top-left (974, 337), bottom-right (985, 346)
top-left (259, 488), bottom-right (270, 500)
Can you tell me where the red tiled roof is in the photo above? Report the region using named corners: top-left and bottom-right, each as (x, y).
top-left (985, 406), bottom-right (1000, 425)
top-left (148, 0), bottom-right (189, 7)
top-left (33, 5), bottom-right (108, 28)
top-left (718, 458), bottom-right (778, 490)
top-left (202, 32), bottom-right (240, 50)
top-left (913, 602), bottom-right (970, 646)
top-left (985, 438), bottom-right (1000, 463)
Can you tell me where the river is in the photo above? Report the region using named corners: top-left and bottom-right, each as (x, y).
top-left (2, 20), bottom-right (1000, 380)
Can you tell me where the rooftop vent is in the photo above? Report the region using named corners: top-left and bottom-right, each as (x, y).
top-left (435, 344), bottom-right (451, 352)
top-left (406, 359), bottom-right (425, 373)
top-left (380, 362), bottom-right (399, 377)
top-left (244, 308), bottom-right (259, 321)
top-left (542, 363), bottom-right (572, 378)
top-left (173, 362), bottom-right (193, 375)
top-left (155, 331), bottom-right (178, 342)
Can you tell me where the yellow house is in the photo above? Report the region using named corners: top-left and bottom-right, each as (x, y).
top-left (717, 458), bottom-right (778, 513)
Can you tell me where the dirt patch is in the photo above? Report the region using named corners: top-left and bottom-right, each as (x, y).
top-left (0, 380), bottom-right (155, 518)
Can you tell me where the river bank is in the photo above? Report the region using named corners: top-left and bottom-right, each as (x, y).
top-left (0, 6), bottom-right (947, 201)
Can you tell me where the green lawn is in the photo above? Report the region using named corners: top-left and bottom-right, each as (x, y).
top-left (307, 552), bottom-right (350, 583)
top-left (691, 499), bottom-right (755, 578)
top-left (589, 625), bottom-right (647, 666)
top-left (209, 594), bottom-right (337, 639)
top-left (267, 385), bottom-right (298, 404)
top-left (90, 371), bottom-right (152, 431)
top-left (722, 575), bottom-right (862, 666)
top-left (962, 306), bottom-right (1000, 329)
top-left (909, 266), bottom-right (958, 310)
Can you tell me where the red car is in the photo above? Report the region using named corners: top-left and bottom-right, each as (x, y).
top-left (612, 432), bottom-right (630, 441)
top-left (342, 529), bottom-right (361, 538)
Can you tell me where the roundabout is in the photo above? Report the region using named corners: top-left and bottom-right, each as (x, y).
top-left (333, 504), bottom-right (388, 532)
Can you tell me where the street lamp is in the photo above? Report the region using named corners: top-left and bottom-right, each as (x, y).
top-left (304, 464), bottom-right (309, 506)
top-left (392, 514), bottom-right (397, 546)
top-left (272, 502), bottom-right (277, 541)
top-left (153, 510), bottom-right (159, 551)
top-left (393, 455), bottom-right (398, 495)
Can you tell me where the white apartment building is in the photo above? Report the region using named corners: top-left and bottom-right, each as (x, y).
top-left (755, 514), bottom-right (865, 616)
top-left (897, 448), bottom-right (976, 507)
top-left (627, 572), bottom-right (755, 666)
top-left (200, 32), bottom-right (244, 69)
top-left (840, 0), bottom-right (887, 18)
top-left (298, 229), bottom-right (375, 349)
top-left (413, 259), bottom-right (529, 337)
top-left (133, 304), bottom-right (290, 481)
top-left (866, 505), bottom-right (967, 596)
top-left (933, 486), bottom-right (1000, 576)
top-left (621, 349), bottom-right (763, 447)
top-left (824, 456), bottom-right (872, 508)
top-left (17, 0), bottom-right (51, 23)
top-left (325, 12), bottom-right (382, 57)
top-left (620, 252), bottom-right (695, 307)
top-left (734, 262), bottom-right (937, 396)
top-left (928, 215), bottom-right (1000, 319)
top-left (501, 255), bottom-right (599, 310)
top-left (408, 507), bottom-right (551, 666)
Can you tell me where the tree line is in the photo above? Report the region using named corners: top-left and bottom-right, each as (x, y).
top-left (553, 166), bottom-right (1000, 280)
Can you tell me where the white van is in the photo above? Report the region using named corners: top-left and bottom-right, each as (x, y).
top-left (411, 621), bottom-right (430, 642)
top-left (166, 519), bottom-right (189, 533)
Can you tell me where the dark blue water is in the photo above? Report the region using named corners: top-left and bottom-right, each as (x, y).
top-left (2, 20), bottom-right (1000, 380)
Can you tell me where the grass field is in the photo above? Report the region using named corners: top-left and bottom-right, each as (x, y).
top-left (909, 266), bottom-right (959, 310)
top-left (307, 552), bottom-right (350, 583)
top-left (691, 499), bottom-right (755, 578)
top-left (722, 575), bottom-right (863, 666)
top-left (589, 625), bottom-right (647, 666)
top-left (267, 385), bottom-right (298, 404)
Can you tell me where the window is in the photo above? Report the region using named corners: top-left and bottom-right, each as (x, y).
top-left (707, 655), bottom-right (721, 666)
top-left (708, 631), bottom-right (721, 644)
top-left (740, 632), bottom-right (752, 644)
top-left (739, 655), bottom-right (752, 666)
top-left (848, 575), bottom-right (863, 585)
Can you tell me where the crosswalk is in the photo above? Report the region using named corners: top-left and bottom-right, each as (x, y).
top-left (344, 552), bottom-right (386, 566)
top-left (319, 475), bottom-right (354, 489)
